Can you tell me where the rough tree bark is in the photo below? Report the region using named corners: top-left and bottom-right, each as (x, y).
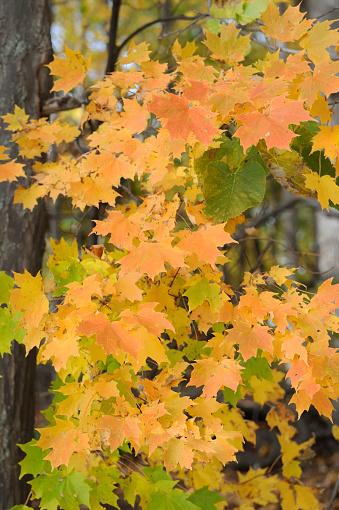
top-left (0, 0), bottom-right (52, 507)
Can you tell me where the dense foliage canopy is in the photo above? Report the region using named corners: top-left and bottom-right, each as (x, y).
top-left (2, 1), bottom-right (339, 509)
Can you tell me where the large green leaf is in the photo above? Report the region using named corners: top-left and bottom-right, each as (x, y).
top-left (204, 160), bottom-right (266, 221)
top-left (195, 138), bottom-right (266, 221)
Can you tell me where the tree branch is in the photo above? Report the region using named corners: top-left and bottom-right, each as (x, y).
top-left (106, 0), bottom-right (122, 74)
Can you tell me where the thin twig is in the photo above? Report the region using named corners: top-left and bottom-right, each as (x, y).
top-left (249, 239), bottom-right (273, 273)
top-left (325, 472), bottom-right (339, 510)
top-left (118, 14), bottom-right (208, 54)
top-left (316, 7), bottom-right (339, 20)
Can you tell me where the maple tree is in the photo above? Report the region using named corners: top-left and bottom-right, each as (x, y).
top-left (1, 1), bottom-right (339, 509)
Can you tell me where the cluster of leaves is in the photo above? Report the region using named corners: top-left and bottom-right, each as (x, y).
top-left (2, 2), bottom-right (339, 509)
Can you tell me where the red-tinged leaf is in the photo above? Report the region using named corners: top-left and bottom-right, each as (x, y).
top-left (120, 302), bottom-right (174, 336)
top-left (99, 415), bottom-right (141, 452)
top-left (299, 60), bottom-right (339, 107)
top-left (119, 240), bottom-right (187, 280)
top-left (77, 312), bottom-right (142, 359)
top-left (148, 93), bottom-right (219, 147)
top-left (226, 321), bottom-right (274, 361)
top-left (235, 96), bottom-right (313, 151)
top-left (189, 358), bottom-right (243, 399)
top-left (177, 223), bottom-right (236, 266)
top-left (286, 359), bottom-right (308, 387)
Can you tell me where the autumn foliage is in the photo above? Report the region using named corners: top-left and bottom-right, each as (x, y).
top-left (2, 1), bottom-right (339, 509)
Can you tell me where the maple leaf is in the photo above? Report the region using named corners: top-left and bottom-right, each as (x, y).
top-left (211, 429), bottom-right (242, 464)
top-left (261, 2), bottom-right (312, 42)
top-left (119, 240), bottom-right (187, 280)
top-left (161, 437), bottom-right (195, 471)
top-left (13, 182), bottom-right (48, 210)
top-left (299, 60), bottom-right (339, 107)
top-left (300, 20), bottom-right (339, 66)
top-left (0, 160), bottom-right (25, 182)
top-left (235, 96), bottom-right (313, 151)
top-left (77, 312), bottom-right (142, 359)
top-left (311, 125), bottom-right (339, 173)
top-left (148, 93), bottom-right (219, 147)
top-left (120, 302), bottom-right (174, 336)
top-left (118, 41), bottom-right (151, 66)
top-left (92, 210), bottom-right (142, 250)
top-left (47, 45), bottom-right (91, 94)
top-left (115, 272), bottom-right (143, 302)
top-left (1, 105), bottom-right (29, 131)
top-left (189, 358), bottom-right (243, 399)
top-left (304, 172), bottom-right (339, 210)
top-left (36, 418), bottom-right (78, 468)
top-left (177, 223), bottom-right (236, 266)
top-left (10, 270), bottom-right (49, 330)
top-left (226, 321), bottom-right (274, 361)
top-left (203, 23), bottom-right (251, 65)
top-left (99, 415), bottom-right (141, 452)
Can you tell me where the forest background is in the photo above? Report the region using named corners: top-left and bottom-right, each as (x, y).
top-left (1, 0), bottom-right (339, 509)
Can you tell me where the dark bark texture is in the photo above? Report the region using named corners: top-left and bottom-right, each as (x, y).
top-left (0, 1), bottom-right (52, 507)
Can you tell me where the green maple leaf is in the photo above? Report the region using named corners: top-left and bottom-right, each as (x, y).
top-left (29, 469), bottom-right (90, 510)
top-left (0, 309), bottom-right (25, 356)
top-left (19, 440), bottom-right (51, 479)
top-left (0, 271), bottom-right (14, 304)
top-left (147, 488), bottom-right (199, 510)
top-left (187, 486), bottom-right (224, 509)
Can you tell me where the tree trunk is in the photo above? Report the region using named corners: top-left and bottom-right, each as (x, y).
top-left (0, 1), bottom-right (52, 507)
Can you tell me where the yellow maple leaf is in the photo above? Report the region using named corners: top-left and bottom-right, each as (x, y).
top-left (48, 45), bottom-right (91, 94)
top-left (11, 270), bottom-right (49, 330)
top-left (0, 160), bottom-right (25, 182)
top-left (13, 182), bottom-right (48, 210)
top-left (1, 105), bottom-right (29, 131)
top-left (304, 171), bottom-right (339, 210)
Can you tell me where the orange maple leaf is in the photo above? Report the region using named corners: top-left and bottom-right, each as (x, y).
top-left (77, 312), bottom-right (142, 359)
top-left (47, 45), bottom-right (91, 94)
top-left (120, 302), bottom-right (174, 336)
top-left (148, 93), bottom-right (219, 147)
top-left (0, 160), bottom-right (25, 182)
top-left (119, 239), bottom-right (187, 280)
top-left (92, 210), bottom-right (142, 250)
top-left (226, 321), bottom-right (274, 361)
top-left (235, 95), bottom-right (313, 151)
top-left (99, 414), bottom-right (141, 452)
top-left (177, 223), bottom-right (236, 266)
top-left (189, 358), bottom-right (243, 399)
